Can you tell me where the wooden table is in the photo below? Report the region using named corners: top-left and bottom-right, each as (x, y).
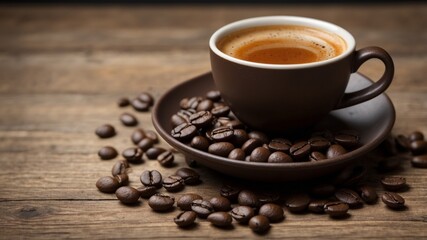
top-left (1, 3), bottom-right (426, 239)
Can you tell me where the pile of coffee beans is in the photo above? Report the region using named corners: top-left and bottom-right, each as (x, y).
top-left (170, 91), bottom-right (361, 163)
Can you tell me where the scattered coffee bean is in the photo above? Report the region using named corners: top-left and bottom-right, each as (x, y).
top-left (131, 98), bottom-right (150, 112)
top-left (98, 146), bottom-right (118, 160)
top-left (148, 193), bottom-right (175, 212)
top-left (115, 173), bottom-right (129, 186)
top-left (190, 136), bottom-right (210, 151)
top-left (268, 151), bottom-right (293, 163)
top-left (189, 111), bottom-right (214, 128)
top-left (228, 148), bottom-right (245, 160)
top-left (381, 176), bottom-right (407, 191)
top-left (163, 175), bottom-right (185, 192)
top-left (409, 140), bottom-right (427, 155)
top-left (324, 201), bottom-right (349, 218)
top-left (174, 211), bottom-right (197, 228)
top-left (285, 192), bottom-right (310, 212)
top-left (230, 206), bottom-right (254, 224)
top-left (111, 160), bottom-right (129, 176)
top-left (122, 147), bottom-right (143, 163)
top-left (177, 194), bottom-right (203, 211)
top-left (145, 147), bottom-right (166, 160)
top-left (334, 130), bottom-right (359, 148)
top-left (117, 97), bottom-right (130, 107)
top-left (220, 183), bottom-right (241, 201)
top-left (411, 154), bottom-right (427, 168)
top-left (238, 190), bottom-right (260, 208)
top-left (206, 90), bottom-right (221, 102)
top-left (145, 130), bottom-right (159, 144)
top-left (308, 199), bottom-right (329, 213)
top-left (268, 138), bottom-right (292, 152)
top-left (137, 92), bottom-right (154, 106)
top-left (131, 129), bottom-right (146, 144)
top-left (175, 168), bottom-right (200, 185)
top-left (327, 144), bottom-right (348, 158)
top-left (115, 186), bottom-right (140, 204)
top-left (211, 105), bottom-right (230, 117)
top-left (171, 123), bottom-right (198, 141)
top-left (290, 141), bottom-right (311, 160)
top-left (408, 131), bottom-right (424, 142)
top-left (382, 192), bottom-right (405, 209)
top-left (256, 191), bottom-right (280, 204)
top-left (356, 185), bottom-right (378, 203)
top-left (242, 138), bottom-right (263, 155)
top-left (137, 186), bottom-right (158, 198)
top-left (395, 134), bottom-right (410, 152)
top-left (140, 170), bottom-right (163, 188)
top-left (334, 188), bottom-right (363, 208)
top-left (157, 150), bottom-right (175, 167)
top-left (120, 113), bottom-right (138, 126)
top-left (309, 151), bottom-right (327, 162)
top-left (208, 142), bottom-right (234, 157)
top-left (191, 199), bottom-right (214, 218)
top-left (258, 203), bottom-right (284, 222)
top-left (232, 129), bottom-right (249, 147)
top-left (250, 147), bottom-right (270, 162)
top-left (95, 124), bottom-right (116, 138)
top-left (96, 176), bottom-right (120, 193)
top-left (308, 136), bottom-right (330, 151)
top-left (207, 212), bottom-right (232, 228)
top-left (137, 138), bottom-right (154, 151)
top-left (249, 215), bottom-right (270, 233)
top-left (209, 196), bottom-right (231, 211)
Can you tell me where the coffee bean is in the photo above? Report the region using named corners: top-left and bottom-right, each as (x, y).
top-left (228, 148), bottom-right (246, 160)
top-left (175, 168), bottom-right (200, 185)
top-left (334, 188), bottom-right (363, 208)
top-left (408, 131), bottom-right (424, 142)
top-left (258, 203), bottom-right (284, 222)
top-left (215, 116), bottom-right (231, 126)
top-left (177, 109), bottom-right (196, 122)
top-left (256, 191), bottom-right (280, 204)
top-left (356, 185), bottom-right (378, 203)
top-left (381, 176), bottom-right (407, 191)
top-left (122, 147), bottom-right (143, 163)
top-left (189, 111), bottom-right (214, 128)
top-left (382, 192), bottom-right (405, 209)
top-left (336, 165), bottom-right (367, 187)
top-left (191, 199), bottom-right (214, 218)
top-left (180, 96), bottom-right (202, 110)
top-left (111, 160), bottom-right (129, 176)
top-left (196, 99), bottom-right (214, 112)
top-left (285, 193), bottom-right (310, 212)
top-left (395, 134), bottom-right (410, 152)
top-left (171, 123), bottom-right (197, 141)
top-left (409, 140), bottom-right (427, 155)
top-left (211, 105), bottom-right (230, 117)
top-left (232, 129), bottom-right (249, 147)
top-left (206, 90), bottom-right (221, 102)
top-left (98, 146), bottom-right (118, 160)
top-left (174, 211), bottom-right (197, 228)
top-left (290, 141), bottom-right (311, 160)
top-left (140, 170), bottom-right (163, 188)
top-left (115, 186), bottom-right (140, 204)
top-left (145, 147), bottom-right (166, 160)
top-left (220, 183), bottom-right (241, 201)
top-left (249, 215), bottom-right (270, 233)
top-left (190, 136), bottom-right (210, 151)
top-left (163, 175), bottom-right (184, 192)
top-left (226, 119), bottom-right (245, 129)
top-left (248, 131), bottom-right (269, 144)
top-left (324, 201), bottom-right (349, 218)
top-left (209, 196), bottom-right (231, 211)
top-left (207, 212), bottom-right (232, 228)
top-left (310, 183), bottom-right (336, 198)
top-left (309, 151), bottom-right (327, 162)
top-left (148, 193), bottom-right (175, 212)
top-left (238, 190), bottom-right (260, 208)
top-left (241, 138), bottom-right (263, 155)
top-left (268, 138), bottom-right (292, 152)
top-left (137, 138), bottom-right (154, 151)
top-left (211, 126), bottom-right (234, 142)
top-left (115, 173), bottom-right (129, 186)
top-left (326, 144), bottom-right (347, 158)
top-left (131, 98), bottom-right (150, 112)
top-left (171, 114), bottom-right (187, 127)
top-left (308, 199), bottom-right (329, 213)
top-left (120, 113), bottom-right (138, 126)
top-left (177, 193), bottom-right (203, 211)
top-left (137, 186), bottom-right (157, 198)
top-left (249, 147), bottom-right (270, 162)
top-left (334, 130), bottom-right (359, 148)
top-left (131, 128), bottom-right (146, 144)
top-left (117, 97), bottom-right (130, 107)
top-left (230, 206), bottom-right (254, 224)
top-left (95, 124), bottom-right (116, 138)
top-left (157, 150), bottom-right (174, 167)
top-left (96, 176), bottom-right (120, 193)
top-left (308, 136), bottom-right (331, 151)
top-left (267, 151), bottom-right (293, 163)
top-left (411, 154), bottom-right (427, 168)
top-left (137, 92), bottom-right (154, 106)
top-left (208, 142), bottom-right (234, 157)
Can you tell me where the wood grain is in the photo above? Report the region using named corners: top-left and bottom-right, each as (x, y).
top-left (1, 3), bottom-right (427, 239)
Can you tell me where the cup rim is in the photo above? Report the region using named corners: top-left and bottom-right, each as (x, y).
top-left (209, 16), bottom-right (356, 70)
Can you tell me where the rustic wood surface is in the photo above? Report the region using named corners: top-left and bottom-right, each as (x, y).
top-left (1, 3), bottom-right (427, 239)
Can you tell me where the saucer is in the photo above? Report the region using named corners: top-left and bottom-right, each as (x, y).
top-left (152, 72), bottom-right (395, 182)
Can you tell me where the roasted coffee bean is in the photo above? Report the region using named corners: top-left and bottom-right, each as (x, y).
top-left (120, 113), bottom-right (138, 126)
top-left (249, 215), bottom-right (270, 233)
top-left (248, 131), bottom-right (269, 144)
top-left (191, 199), bottom-right (214, 218)
top-left (117, 97), bottom-right (130, 107)
top-left (137, 138), bottom-right (154, 151)
top-left (175, 168), bottom-right (200, 185)
top-left (231, 206), bottom-right (254, 224)
top-left (98, 146), bottom-right (118, 160)
top-left (196, 99), bottom-right (214, 112)
top-left (324, 201), bottom-right (349, 218)
top-left (249, 147), bottom-right (270, 162)
top-left (137, 92), bottom-right (154, 106)
top-left (95, 124), bottom-right (116, 138)
top-left (171, 123), bottom-right (197, 141)
top-left (310, 183), bottom-right (336, 198)
top-left (334, 188), bottom-right (363, 208)
top-left (180, 96), bottom-right (202, 110)
top-left (111, 160), bottom-right (129, 176)
top-left (225, 119), bottom-right (245, 129)
top-left (334, 130), bottom-right (359, 148)
top-left (216, 117), bottom-right (232, 126)
top-left (163, 175), bottom-right (184, 192)
top-left (220, 184), bottom-right (241, 201)
top-left (408, 131), bottom-right (424, 142)
top-left (377, 156), bottom-right (407, 172)
top-left (140, 170), bottom-right (163, 188)
top-left (96, 176), bottom-right (120, 193)
top-left (174, 211), bottom-right (197, 228)
top-left (208, 142), bottom-right (234, 157)
top-left (145, 147), bottom-right (166, 160)
top-left (211, 105), bottom-right (230, 117)
top-left (357, 185), bottom-right (378, 203)
top-left (409, 140), bottom-right (427, 155)
top-left (381, 176), bottom-right (407, 191)
top-left (190, 136), bottom-right (210, 151)
top-left (115, 186), bottom-right (140, 204)
top-left (137, 186), bottom-right (157, 198)
top-left (207, 212), bottom-right (232, 228)
top-left (309, 151), bottom-right (327, 162)
top-left (122, 147), bottom-right (143, 163)
top-left (228, 148), bottom-right (245, 160)
top-left (171, 114), bottom-right (187, 127)
top-left (312, 130), bottom-right (335, 142)
top-left (145, 130), bottom-right (159, 144)
top-left (268, 151), bottom-right (293, 163)
top-left (177, 194), bottom-right (203, 211)
top-left (326, 144), bottom-right (348, 158)
top-left (395, 134), bottom-right (410, 152)
top-left (148, 193), bottom-right (175, 212)
top-left (411, 154), bottom-right (427, 168)
top-left (131, 129), bottom-right (146, 144)
top-left (256, 192), bottom-right (280, 204)
top-left (285, 193), bottom-right (310, 212)
top-left (290, 141), bottom-right (311, 160)
top-left (232, 129), bottom-right (249, 147)
top-left (308, 199), bottom-right (329, 213)
top-left (258, 203), bottom-right (284, 222)
top-left (382, 192), bottom-right (405, 209)
top-left (242, 138), bottom-right (263, 155)
top-left (206, 90), bottom-right (221, 102)
top-left (209, 196), bottom-right (231, 211)
top-left (308, 136), bottom-right (331, 151)
top-left (131, 98), bottom-right (150, 112)
top-left (115, 173), bottom-right (129, 186)
top-left (189, 111), bottom-right (214, 128)
top-left (238, 190), bottom-right (260, 208)
top-left (211, 126), bottom-right (234, 142)
top-left (157, 150), bottom-right (175, 167)
top-left (268, 138), bottom-right (292, 152)
top-left (177, 109), bottom-right (196, 122)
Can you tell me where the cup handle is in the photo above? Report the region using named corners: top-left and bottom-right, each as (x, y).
top-left (334, 46), bottom-right (394, 109)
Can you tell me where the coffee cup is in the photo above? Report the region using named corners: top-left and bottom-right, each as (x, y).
top-left (209, 16), bottom-right (394, 133)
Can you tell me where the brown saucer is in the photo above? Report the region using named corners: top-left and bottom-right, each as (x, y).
top-left (152, 72), bottom-right (395, 182)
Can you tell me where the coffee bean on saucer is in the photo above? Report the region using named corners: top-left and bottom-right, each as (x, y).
top-left (206, 90), bottom-right (221, 102)
top-left (180, 97), bottom-right (202, 110)
top-left (137, 138), bottom-right (154, 151)
top-left (411, 154), bottom-right (427, 168)
top-left (267, 151), bottom-right (293, 163)
top-left (308, 136), bottom-right (330, 151)
top-left (177, 193), bottom-right (203, 211)
top-left (137, 186), bottom-right (158, 199)
top-left (382, 192), bottom-right (405, 209)
top-left (324, 201), bottom-right (349, 218)
top-left (268, 138), bottom-right (292, 152)
top-left (408, 131), bottom-right (424, 142)
top-left (190, 136), bottom-right (210, 151)
top-left (309, 151), bottom-right (327, 162)
top-left (163, 175), bottom-right (184, 192)
top-left (171, 123), bottom-right (198, 141)
top-left (249, 215), bottom-right (270, 233)
top-left (157, 150), bottom-right (175, 167)
top-left (290, 141), bottom-right (311, 160)
top-left (334, 130), bottom-right (360, 148)
top-left (131, 98), bottom-right (150, 112)
top-left (249, 147), bottom-right (270, 162)
top-left (96, 176), bottom-right (120, 193)
top-left (209, 196), bottom-right (231, 211)
top-left (174, 211), bottom-right (197, 228)
top-left (177, 109), bottom-right (196, 123)
top-left (120, 113), bottom-right (138, 126)
top-left (122, 147), bottom-right (143, 163)
top-left (189, 111), bottom-right (214, 128)
top-left (171, 114), bottom-right (187, 127)
top-left (232, 129), bottom-right (249, 147)
top-left (395, 134), bottom-right (410, 152)
top-left (140, 170), bottom-right (163, 188)
top-left (208, 142), bottom-right (234, 157)
top-left (258, 203), bottom-right (284, 222)
top-left (211, 105), bottom-right (230, 118)
top-left (409, 140), bottom-right (427, 155)
top-left (220, 184), bottom-right (241, 201)
top-left (191, 199), bottom-right (214, 218)
top-left (248, 131), bottom-right (269, 144)
top-left (230, 206), bottom-right (254, 224)
top-left (334, 188), bottom-right (363, 208)
top-left (211, 126), bottom-right (234, 142)
top-left (115, 186), bottom-right (140, 204)
top-left (117, 97), bottom-right (130, 107)
top-left (381, 176), bottom-right (407, 191)
top-left (308, 199), bottom-right (329, 213)
top-left (111, 160), bottom-right (129, 176)
top-left (356, 185), bottom-right (378, 204)
top-left (196, 99), bottom-right (214, 112)
top-left (148, 193), bottom-right (175, 212)
top-left (175, 168), bottom-right (200, 185)
top-left (242, 138), bottom-right (263, 155)
top-left (137, 92), bottom-right (154, 106)
top-left (228, 148), bottom-right (245, 160)
top-left (326, 144), bottom-right (347, 158)
top-left (226, 119), bottom-right (245, 129)
top-left (98, 146), bottom-right (118, 160)
top-left (207, 212), bottom-right (232, 228)
top-left (285, 192), bottom-right (310, 212)
top-left (131, 128), bottom-right (146, 144)
top-left (145, 147), bottom-right (166, 160)
top-left (145, 130), bottom-right (159, 144)
top-left (238, 190), bottom-right (260, 208)
top-left (95, 124), bottom-right (116, 138)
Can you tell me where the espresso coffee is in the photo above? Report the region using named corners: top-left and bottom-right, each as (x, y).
top-left (217, 25), bottom-right (346, 64)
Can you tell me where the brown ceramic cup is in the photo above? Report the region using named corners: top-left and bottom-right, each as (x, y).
top-left (209, 16), bottom-right (394, 133)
